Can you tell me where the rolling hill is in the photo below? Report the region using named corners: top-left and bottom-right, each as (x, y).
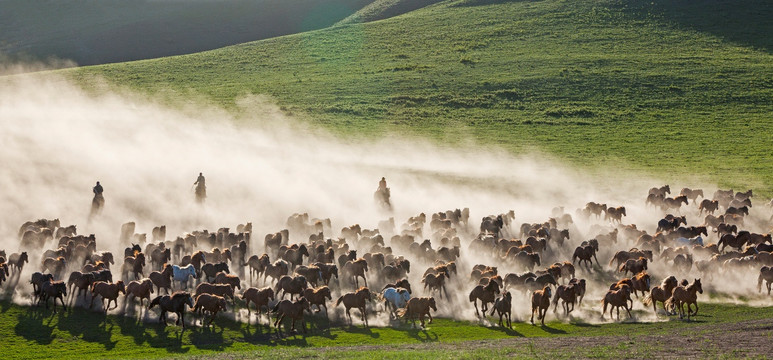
top-left (66, 0), bottom-right (773, 191)
top-left (0, 0), bottom-right (375, 66)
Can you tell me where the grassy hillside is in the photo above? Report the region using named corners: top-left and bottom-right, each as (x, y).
top-left (336, 0), bottom-right (445, 25)
top-left (3, 299), bottom-right (772, 359)
top-left (69, 0), bottom-right (773, 191)
top-left (0, 0), bottom-right (373, 66)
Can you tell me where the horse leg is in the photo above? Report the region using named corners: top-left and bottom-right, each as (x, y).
top-left (474, 299), bottom-right (480, 317)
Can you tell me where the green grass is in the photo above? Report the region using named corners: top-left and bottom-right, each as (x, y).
top-left (3, 299), bottom-right (772, 359)
top-left (65, 0), bottom-right (773, 193)
top-left (0, 0), bottom-right (373, 66)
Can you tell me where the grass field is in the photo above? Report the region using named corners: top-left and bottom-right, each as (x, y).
top-left (4, 298), bottom-right (772, 359)
top-left (67, 0), bottom-right (773, 193)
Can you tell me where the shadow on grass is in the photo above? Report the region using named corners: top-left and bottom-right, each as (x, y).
top-left (15, 309), bottom-right (55, 345)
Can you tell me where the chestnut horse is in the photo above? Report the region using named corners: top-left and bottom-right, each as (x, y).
top-left (664, 279), bottom-right (703, 319)
top-left (336, 287), bottom-right (372, 326)
top-left (530, 285), bottom-right (552, 326)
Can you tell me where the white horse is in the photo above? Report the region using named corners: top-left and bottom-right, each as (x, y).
top-left (172, 264), bottom-right (196, 289)
top-left (382, 287), bottom-right (411, 319)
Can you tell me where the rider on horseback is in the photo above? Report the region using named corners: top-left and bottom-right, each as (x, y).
top-left (194, 172), bottom-right (206, 203)
top-left (93, 181), bottom-right (103, 195)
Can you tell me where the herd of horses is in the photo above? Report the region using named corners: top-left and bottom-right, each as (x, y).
top-left (1, 185), bottom-right (772, 335)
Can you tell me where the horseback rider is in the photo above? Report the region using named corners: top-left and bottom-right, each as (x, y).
top-left (194, 172), bottom-right (206, 202)
top-left (93, 181), bottom-right (103, 195)
top-left (378, 177), bottom-right (387, 191)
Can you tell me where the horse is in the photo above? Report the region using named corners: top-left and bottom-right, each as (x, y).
top-left (247, 254), bottom-right (270, 285)
top-left (718, 234), bottom-right (747, 253)
top-left (469, 279), bottom-right (500, 317)
top-left (649, 185), bottom-right (671, 198)
top-left (630, 272), bottom-right (651, 298)
top-left (172, 264), bottom-right (197, 289)
top-left (125, 278), bottom-right (155, 308)
top-left (382, 259), bottom-right (410, 282)
top-left (619, 257), bottom-right (648, 277)
top-left (530, 285), bottom-right (552, 326)
top-left (303, 286), bottom-right (332, 315)
top-left (382, 287), bottom-right (410, 319)
top-left (573, 244), bottom-right (598, 271)
top-left (664, 279), bottom-right (703, 319)
top-left (272, 297), bottom-right (311, 334)
top-left (663, 195), bottom-right (688, 211)
top-left (149, 291), bottom-right (194, 328)
top-left (490, 292), bottom-right (513, 328)
top-left (294, 264), bottom-right (322, 288)
top-left (422, 273), bottom-right (448, 299)
top-left (680, 188), bottom-right (703, 202)
top-left (41, 256), bottom-right (67, 279)
top-left (90, 280), bottom-right (126, 312)
top-left (314, 262), bottom-right (339, 285)
top-left (242, 287), bottom-right (275, 319)
top-left (604, 206), bottom-right (626, 223)
top-left (398, 297), bottom-right (436, 328)
top-left (601, 284), bottom-right (632, 320)
top-left (336, 287), bottom-right (372, 326)
top-left (609, 249), bottom-right (652, 270)
top-left (282, 244), bottom-right (309, 270)
top-left (382, 278), bottom-right (412, 295)
top-left (758, 266), bottom-right (773, 295)
top-left (39, 280), bottom-right (68, 313)
top-left (342, 259), bottom-right (369, 287)
top-left (264, 259), bottom-right (290, 285)
top-left (214, 271), bottom-right (241, 291)
top-left (674, 254), bottom-right (693, 273)
top-left (201, 262), bottom-right (230, 282)
top-left (7, 252), bottom-right (28, 274)
top-left (698, 199), bottom-right (719, 214)
top-left (194, 283), bottom-right (234, 304)
top-left (67, 271), bottom-right (95, 303)
top-left (642, 275), bottom-right (678, 314)
top-left (149, 264), bottom-right (174, 294)
top-left (122, 253), bottom-right (145, 281)
top-left (568, 278), bottom-right (586, 305)
top-left (551, 284), bottom-right (577, 316)
top-left (193, 293), bottom-right (228, 327)
top-left (275, 275), bottom-right (308, 300)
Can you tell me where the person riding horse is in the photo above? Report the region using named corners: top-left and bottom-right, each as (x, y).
top-left (374, 177), bottom-right (391, 209)
top-left (91, 181), bottom-right (105, 216)
top-left (194, 172), bottom-right (206, 203)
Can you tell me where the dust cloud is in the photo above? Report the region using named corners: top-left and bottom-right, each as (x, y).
top-left (1, 72), bottom-right (770, 326)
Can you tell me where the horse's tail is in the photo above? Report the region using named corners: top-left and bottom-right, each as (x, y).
top-left (608, 253), bottom-right (617, 267)
top-left (468, 289), bottom-right (476, 303)
top-left (551, 289), bottom-right (559, 308)
top-left (663, 295), bottom-right (674, 310)
top-left (271, 301), bottom-right (280, 313)
top-left (642, 292), bottom-right (653, 306)
top-left (395, 308), bottom-right (407, 318)
top-left (758, 272), bottom-right (764, 293)
top-left (335, 296), bottom-right (344, 307)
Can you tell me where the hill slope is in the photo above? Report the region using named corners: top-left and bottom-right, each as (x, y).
top-left (0, 0), bottom-right (372, 66)
top-left (71, 0), bottom-right (773, 190)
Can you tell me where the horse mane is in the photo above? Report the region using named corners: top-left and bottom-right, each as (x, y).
top-left (661, 275), bottom-right (677, 288)
top-left (171, 291), bottom-right (190, 299)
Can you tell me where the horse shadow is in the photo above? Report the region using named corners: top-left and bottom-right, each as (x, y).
top-left (14, 311), bottom-right (55, 345)
top-left (189, 327), bottom-right (226, 350)
top-left (240, 322), bottom-right (274, 344)
top-left (488, 324), bottom-right (524, 336)
top-left (343, 324), bottom-right (380, 339)
top-left (55, 309), bottom-right (118, 350)
top-left (539, 324), bottom-right (567, 334)
top-left (406, 327), bottom-right (439, 342)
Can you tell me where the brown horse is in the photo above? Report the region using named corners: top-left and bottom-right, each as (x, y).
top-left (41, 256), bottom-right (67, 279)
top-left (630, 272), bottom-right (651, 298)
top-left (193, 293), bottom-right (228, 327)
top-left (247, 254), bottom-right (270, 285)
top-left (398, 297), bottom-right (437, 328)
top-left (336, 287), bottom-right (372, 326)
top-left (469, 280), bottom-right (500, 317)
top-left (663, 195), bottom-right (688, 211)
top-left (698, 199), bottom-right (719, 214)
top-left (67, 271), bottom-right (95, 302)
top-left (313, 262), bottom-right (339, 286)
top-left (551, 284), bottom-right (577, 315)
top-left (294, 264), bottom-right (322, 287)
top-left (194, 283), bottom-right (234, 303)
top-left (149, 264), bottom-right (174, 294)
top-left (530, 285), bottom-right (552, 326)
top-left (150, 291), bottom-right (194, 328)
top-left (490, 292), bottom-right (513, 328)
top-left (125, 278), bottom-right (155, 307)
top-left (343, 259), bottom-right (369, 287)
top-left (303, 286), bottom-right (332, 314)
top-left (122, 253), bottom-right (145, 281)
top-left (201, 262), bottom-right (230, 282)
top-left (264, 259), bottom-right (290, 285)
top-left (573, 244), bottom-right (598, 271)
top-left (642, 275), bottom-right (678, 314)
top-left (422, 273), bottom-right (448, 299)
top-left (275, 275), bottom-right (308, 300)
top-left (272, 297), bottom-right (311, 334)
top-left (90, 280), bottom-right (126, 312)
top-left (604, 206), bottom-right (626, 223)
top-left (241, 287), bottom-right (275, 318)
top-left (382, 278), bottom-right (412, 294)
top-left (758, 266), bottom-right (773, 295)
top-left (664, 279), bottom-right (703, 319)
top-left (214, 271), bottom-right (241, 290)
top-left (601, 284), bottom-right (632, 320)
top-left (619, 257), bottom-right (648, 277)
top-left (39, 280), bottom-right (68, 313)
top-left (568, 278), bottom-right (586, 305)
top-left (282, 244), bottom-right (309, 270)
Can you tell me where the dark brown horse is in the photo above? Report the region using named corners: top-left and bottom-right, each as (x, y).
top-left (469, 280), bottom-right (500, 317)
top-left (664, 279), bottom-right (703, 319)
top-left (642, 275), bottom-right (678, 314)
top-left (336, 287), bottom-right (372, 326)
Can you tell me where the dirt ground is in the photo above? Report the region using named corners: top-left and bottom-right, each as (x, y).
top-left (316, 318), bottom-right (773, 359)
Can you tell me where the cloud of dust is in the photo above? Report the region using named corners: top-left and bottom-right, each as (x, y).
top-left (0, 71), bottom-right (770, 326)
